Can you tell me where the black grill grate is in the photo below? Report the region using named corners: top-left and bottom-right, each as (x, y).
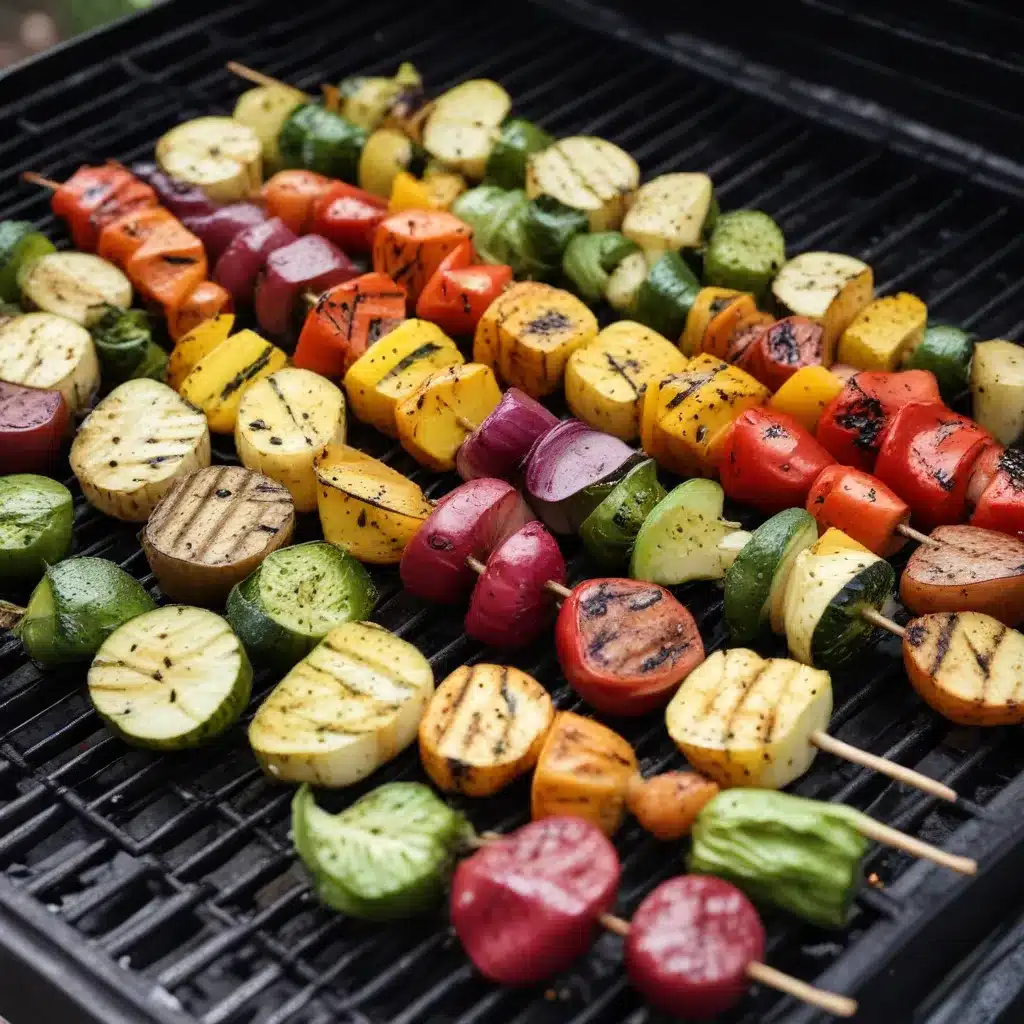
top-left (2, 2), bottom-right (1024, 1022)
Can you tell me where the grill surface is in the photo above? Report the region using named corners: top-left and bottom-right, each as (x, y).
top-left (1, 2), bottom-right (1024, 1023)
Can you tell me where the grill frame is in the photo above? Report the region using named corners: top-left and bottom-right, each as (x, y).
top-left (2, 2), bottom-right (1024, 1023)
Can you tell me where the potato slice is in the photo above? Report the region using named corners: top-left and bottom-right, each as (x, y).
top-left (837, 292), bottom-right (927, 371)
top-left (903, 611), bottom-right (1024, 725)
top-left (531, 711), bottom-right (638, 837)
top-left (621, 172), bottom-right (715, 257)
top-left (665, 648), bottom-right (832, 789)
top-left (565, 320), bottom-right (688, 440)
top-left (142, 465), bottom-right (294, 605)
top-left (179, 328), bottom-right (288, 434)
top-left (314, 442), bottom-right (433, 564)
top-left (901, 524), bottom-right (1024, 626)
top-left (419, 664), bottom-right (554, 796)
top-left (344, 318), bottom-right (463, 436)
top-left (772, 252), bottom-right (873, 366)
top-left (235, 368), bottom-right (346, 512)
top-left (395, 362), bottom-right (502, 471)
top-left (971, 339), bottom-right (1024, 445)
top-left (157, 117), bottom-right (263, 202)
top-left (167, 313), bottom-right (235, 390)
top-left (526, 136), bottom-right (639, 231)
top-left (474, 281), bottom-right (598, 399)
top-left (422, 79), bottom-right (510, 178)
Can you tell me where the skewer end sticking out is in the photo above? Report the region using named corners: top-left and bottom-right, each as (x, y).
top-left (861, 607), bottom-right (906, 638)
top-left (22, 171), bottom-right (61, 191)
top-left (897, 523), bottom-right (942, 547)
top-left (746, 962), bottom-right (858, 1017)
top-left (852, 813), bottom-right (978, 875)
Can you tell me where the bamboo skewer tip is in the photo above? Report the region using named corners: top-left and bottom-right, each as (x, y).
top-left (22, 171), bottom-right (61, 190)
top-left (226, 60), bottom-right (311, 99)
top-left (896, 523), bottom-right (941, 547)
top-left (464, 554), bottom-right (571, 600)
top-left (861, 606), bottom-right (906, 638)
top-left (853, 812), bottom-right (977, 875)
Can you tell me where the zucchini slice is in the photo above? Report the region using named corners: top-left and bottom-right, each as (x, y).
top-left (226, 541), bottom-right (377, 671)
top-left (249, 621), bottom-right (434, 787)
top-left (622, 172), bottom-right (716, 257)
top-left (0, 312), bottom-right (99, 415)
top-left (89, 605), bottom-right (252, 749)
top-left (70, 378), bottom-right (211, 522)
top-left (142, 465), bottom-right (295, 605)
top-left (783, 545), bottom-right (895, 670)
top-left (157, 117), bottom-right (263, 202)
top-left (423, 79), bottom-right (511, 179)
top-left (703, 210), bottom-right (785, 301)
top-left (0, 474), bottom-right (73, 585)
top-left (19, 252), bottom-right (132, 327)
top-left (971, 339), bottom-right (1024, 445)
top-left (604, 250), bottom-right (649, 313)
top-left (233, 84), bottom-right (305, 172)
top-left (485, 118), bottom-right (553, 190)
top-left (724, 508), bottom-right (818, 644)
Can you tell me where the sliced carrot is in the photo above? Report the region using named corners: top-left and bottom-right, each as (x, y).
top-left (167, 280), bottom-right (235, 342)
top-left (261, 170), bottom-right (332, 234)
top-left (97, 206), bottom-right (177, 268)
top-left (372, 210), bottom-right (473, 305)
top-left (125, 220), bottom-right (208, 312)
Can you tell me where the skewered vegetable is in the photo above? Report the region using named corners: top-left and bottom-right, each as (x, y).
top-left (0, 312), bottom-right (99, 414)
top-left (419, 664), bottom-right (554, 795)
top-left (455, 387), bottom-right (558, 482)
top-left (90, 307), bottom-right (167, 386)
top-left (625, 876), bottom-right (765, 1019)
top-left (129, 161), bottom-right (213, 220)
top-left (565, 321), bottom-right (688, 441)
top-left (342, 317), bottom-right (463, 436)
top-left (555, 578), bottom-right (704, 716)
top-left (718, 406), bottom-right (835, 515)
top-left (782, 531), bottom-right (896, 669)
top-left (451, 816), bottom-right (620, 985)
top-left (415, 243), bottom-right (512, 336)
top-left (156, 117), bottom-right (263, 202)
top-left (680, 287), bottom-right (741, 356)
top-left (261, 170), bottom-right (330, 233)
top-left (400, 478), bottom-right (534, 604)
top-left (294, 782), bottom-right (468, 920)
top-left (142, 466), bottom-right (294, 605)
top-left (310, 180), bottom-right (389, 252)
top-left (904, 324), bottom-right (973, 402)
top-left (422, 79), bottom-right (511, 178)
top-left (768, 364), bottom-right (844, 432)
top-left (395, 362), bottom-right (502, 471)
top-left (874, 402), bottom-right (991, 530)
top-left (622, 172), bottom-right (714, 258)
top-left (0, 220), bottom-right (56, 301)
top-left (526, 136), bottom-right (639, 231)
top-left (807, 465), bottom-right (911, 556)
top-left (358, 128), bottom-right (428, 197)
top-left (214, 216), bottom-right (297, 302)
top-left (88, 605), bottom-right (251, 749)
top-left (900, 525), bottom-right (1024, 625)
top-left (183, 202), bottom-right (267, 261)
top-left (227, 541), bottom-right (376, 671)
top-left (704, 210), bottom-right (784, 301)
top-left (232, 83), bottom-right (306, 171)
top-left (389, 168), bottom-right (467, 213)
top-left (166, 313), bottom-right (234, 390)
top-left (631, 479), bottom-right (751, 585)
top-left (0, 475), bottom-right (73, 584)
top-left (17, 557), bottom-right (155, 667)
top-left (18, 251), bottom-right (132, 327)
top-left (724, 508), bottom-right (818, 643)
top-left (531, 711), bottom-right (638, 836)
top-left (485, 118), bottom-right (553, 189)
top-left (739, 316), bottom-right (824, 391)
top-left (340, 63), bottom-right (424, 131)
top-left (688, 789), bottom-right (869, 928)
top-left (50, 163), bottom-right (157, 251)
top-left (523, 419), bottom-right (636, 534)
top-left (666, 649), bottom-right (832, 789)
top-left (0, 381), bottom-right (68, 475)
top-left (837, 292), bottom-right (927, 371)
top-left (625, 772), bottom-right (720, 841)
top-left (561, 231), bottom-right (640, 305)
top-left (279, 103), bottom-right (367, 183)
top-left (631, 252), bottom-right (702, 339)
top-left (313, 442), bottom-right (433, 563)
top-left (249, 621), bottom-right (434, 785)
top-left (578, 457), bottom-right (665, 567)
top-left (372, 209), bottom-right (472, 303)
top-left (474, 281), bottom-right (598, 398)
top-left (971, 339), bottom-right (1024, 444)
top-left (903, 611), bottom-right (1024, 725)
top-left (464, 520), bottom-right (565, 647)
top-left (235, 368), bottom-right (346, 511)
top-left (71, 378), bottom-right (211, 521)
top-left (970, 446), bottom-right (1024, 537)
top-left (771, 252), bottom-right (873, 365)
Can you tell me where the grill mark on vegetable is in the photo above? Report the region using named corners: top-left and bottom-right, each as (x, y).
top-left (965, 624), bottom-right (1006, 694)
top-left (434, 666), bottom-right (476, 742)
top-left (719, 662), bottom-right (769, 751)
top-left (267, 375), bottom-right (312, 446)
top-left (639, 639), bottom-right (691, 674)
top-left (378, 343), bottom-right (443, 383)
top-left (493, 667), bottom-right (518, 758)
top-left (152, 466), bottom-right (228, 549)
top-left (604, 351), bottom-right (641, 398)
top-left (665, 372), bottom-right (714, 411)
top-left (930, 612), bottom-right (958, 676)
top-left (219, 346), bottom-right (275, 399)
top-left (764, 661), bottom-right (796, 745)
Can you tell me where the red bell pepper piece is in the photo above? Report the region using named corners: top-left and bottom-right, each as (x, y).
top-left (747, 316), bottom-right (824, 391)
top-left (718, 406), bottom-right (835, 515)
top-left (554, 578), bottom-right (704, 716)
top-left (971, 447), bottom-right (1024, 538)
top-left (807, 465), bottom-right (911, 556)
top-left (0, 381), bottom-right (68, 474)
top-left (294, 272), bottom-right (407, 378)
top-left (815, 369), bottom-right (941, 470)
top-left (261, 170), bottom-right (332, 234)
top-left (875, 401), bottom-right (992, 530)
top-left (310, 182), bottom-right (388, 254)
top-left (416, 241), bottom-right (513, 336)
top-left (52, 163), bottom-right (157, 251)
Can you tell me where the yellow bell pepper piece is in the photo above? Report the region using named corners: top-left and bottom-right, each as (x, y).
top-left (769, 364), bottom-right (845, 433)
top-left (811, 527), bottom-right (872, 557)
top-left (680, 287), bottom-right (742, 356)
top-left (388, 170), bottom-right (467, 213)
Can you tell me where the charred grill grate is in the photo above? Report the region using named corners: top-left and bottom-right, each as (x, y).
top-left (1, 1), bottom-right (1024, 1022)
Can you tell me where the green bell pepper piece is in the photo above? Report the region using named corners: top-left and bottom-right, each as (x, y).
top-left (561, 231), bottom-right (640, 305)
top-left (485, 118), bottom-right (554, 189)
top-left (279, 103), bottom-right (368, 183)
top-left (903, 324), bottom-right (974, 402)
top-left (633, 251), bottom-right (702, 339)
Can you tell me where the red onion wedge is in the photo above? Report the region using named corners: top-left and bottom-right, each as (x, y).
top-left (129, 162), bottom-right (216, 220)
top-left (214, 217), bottom-right (297, 303)
top-left (254, 234), bottom-right (359, 338)
top-left (464, 521), bottom-right (565, 648)
top-left (456, 388), bottom-right (558, 482)
top-left (400, 479), bottom-right (535, 604)
top-left (183, 202), bottom-right (266, 261)
top-left (524, 419), bottom-right (637, 534)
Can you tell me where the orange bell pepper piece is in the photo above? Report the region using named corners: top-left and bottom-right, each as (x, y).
top-left (167, 280), bottom-right (234, 342)
top-left (372, 210), bottom-right (473, 305)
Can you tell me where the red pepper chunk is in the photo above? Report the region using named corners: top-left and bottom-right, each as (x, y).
top-left (554, 579), bottom-right (704, 716)
top-left (416, 241), bottom-right (513, 336)
top-left (52, 163), bottom-right (156, 251)
top-left (816, 369), bottom-right (941, 470)
top-left (718, 407), bottom-right (835, 515)
top-left (875, 402), bottom-right (992, 530)
top-left (971, 447), bottom-right (1024, 538)
top-left (261, 169), bottom-right (332, 234)
top-left (311, 182), bottom-right (388, 253)
top-left (750, 316), bottom-right (824, 391)
top-left (807, 465), bottom-right (910, 556)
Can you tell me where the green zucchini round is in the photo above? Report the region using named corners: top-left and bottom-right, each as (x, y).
top-left (0, 474), bottom-right (74, 585)
top-left (903, 324), bottom-right (974, 402)
top-left (632, 251), bottom-right (702, 339)
top-left (703, 210), bottom-right (786, 301)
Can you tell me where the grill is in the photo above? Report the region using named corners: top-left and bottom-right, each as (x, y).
top-left (2, 2), bottom-right (1024, 1022)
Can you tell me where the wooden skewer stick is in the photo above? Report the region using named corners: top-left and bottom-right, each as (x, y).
top-left (861, 607), bottom-right (906, 638)
top-left (225, 61), bottom-right (311, 98)
top-left (851, 811), bottom-right (977, 875)
top-left (599, 913), bottom-right (857, 1017)
top-left (465, 554), bottom-right (572, 599)
top-left (896, 523), bottom-right (941, 547)
top-left (0, 601), bottom-right (25, 632)
top-left (22, 171), bottom-right (61, 191)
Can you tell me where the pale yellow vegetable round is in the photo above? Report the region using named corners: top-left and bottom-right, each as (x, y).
top-left (157, 117), bottom-right (262, 202)
top-left (233, 85), bottom-right (305, 172)
top-left (422, 79), bottom-right (510, 179)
